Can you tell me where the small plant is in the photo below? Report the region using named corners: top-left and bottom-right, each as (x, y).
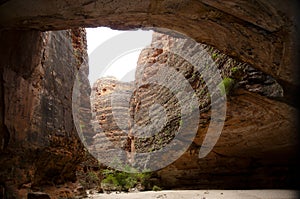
top-left (152, 185), bottom-right (162, 191)
top-left (79, 169), bottom-right (102, 189)
top-left (179, 119), bottom-right (183, 126)
top-left (230, 67), bottom-right (239, 74)
top-left (88, 171), bottom-right (99, 183)
top-left (191, 73), bottom-right (196, 79)
top-left (211, 52), bottom-right (218, 60)
top-left (218, 77), bottom-right (235, 96)
top-left (157, 138), bottom-right (163, 145)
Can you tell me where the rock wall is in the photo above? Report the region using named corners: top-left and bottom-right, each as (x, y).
top-left (0, 0), bottom-right (298, 194)
top-left (90, 32), bottom-right (297, 189)
top-left (135, 33), bottom-right (297, 189)
top-left (89, 77), bottom-right (134, 161)
top-left (0, 28), bottom-right (87, 198)
top-left (0, 0), bottom-right (298, 99)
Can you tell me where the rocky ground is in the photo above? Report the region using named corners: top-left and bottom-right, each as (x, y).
top-left (84, 190), bottom-right (298, 199)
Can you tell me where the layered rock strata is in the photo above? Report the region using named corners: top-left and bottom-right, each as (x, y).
top-left (89, 77), bottom-right (134, 167)
top-left (0, 28), bottom-right (87, 198)
top-left (90, 32), bottom-right (297, 189)
top-left (0, 0), bottom-right (298, 99)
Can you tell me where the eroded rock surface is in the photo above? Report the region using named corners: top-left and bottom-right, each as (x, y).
top-left (89, 77), bottom-right (134, 162)
top-left (89, 32), bottom-right (297, 189)
top-left (0, 28), bottom-right (87, 198)
top-left (0, 0), bottom-right (298, 95)
top-left (0, 0), bottom-right (298, 195)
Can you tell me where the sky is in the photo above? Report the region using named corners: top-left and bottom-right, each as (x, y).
top-left (86, 27), bottom-right (153, 85)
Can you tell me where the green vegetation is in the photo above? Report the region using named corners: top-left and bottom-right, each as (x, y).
top-left (191, 72), bottom-right (197, 79)
top-left (152, 185), bottom-right (162, 191)
top-left (218, 77), bottom-right (235, 96)
top-left (79, 169), bottom-right (102, 189)
top-left (88, 170), bottom-right (99, 182)
top-left (101, 167), bottom-right (152, 192)
top-left (230, 66), bottom-right (239, 74)
top-left (157, 138), bottom-right (163, 145)
top-left (211, 52), bottom-right (218, 60)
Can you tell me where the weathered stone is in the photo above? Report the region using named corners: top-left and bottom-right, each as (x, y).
top-left (89, 77), bottom-right (134, 163)
top-left (89, 32), bottom-right (297, 188)
top-left (0, 0), bottom-right (298, 96)
top-left (0, 0), bottom-right (298, 194)
top-left (0, 28), bottom-right (87, 198)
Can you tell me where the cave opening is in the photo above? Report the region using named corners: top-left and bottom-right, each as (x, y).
top-left (74, 25), bottom-right (296, 193)
top-left (0, 1), bottom-right (299, 198)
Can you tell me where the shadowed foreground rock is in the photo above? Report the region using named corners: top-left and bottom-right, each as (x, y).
top-left (27, 192), bottom-right (51, 199)
top-left (0, 0), bottom-right (299, 197)
top-left (0, 28), bottom-right (87, 198)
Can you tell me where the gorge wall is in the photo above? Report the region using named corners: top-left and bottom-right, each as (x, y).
top-left (90, 77), bottom-right (134, 159)
top-left (0, 0), bottom-right (299, 197)
top-left (0, 0), bottom-right (299, 102)
top-left (0, 28), bottom-right (87, 198)
top-left (90, 32), bottom-right (297, 189)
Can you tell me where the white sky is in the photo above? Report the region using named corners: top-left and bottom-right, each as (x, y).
top-left (86, 27), bottom-right (125, 55)
top-left (86, 27), bottom-right (153, 84)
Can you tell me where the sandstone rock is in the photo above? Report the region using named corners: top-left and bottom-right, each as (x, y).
top-left (0, 0), bottom-right (298, 193)
top-left (89, 32), bottom-right (297, 189)
top-left (137, 33), bottom-right (297, 189)
top-left (100, 182), bottom-right (122, 193)
top-left (0, 0), bottom-right (298, 96)
top-left (0, 28), bottom-right (87, 198)
top-left (89, 77), bottom-right (134, 165)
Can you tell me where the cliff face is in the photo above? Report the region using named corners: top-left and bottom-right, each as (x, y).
top-left (89, 77), bottom-right (134, 162)
top-left (0, 0), bottom-right (298, 195)
top-left (0, 29), bottom-right (87, 198)
top-left (137, 33), bottom-right (296, 189)
top-left (0, 0), bottom-right (298, 100)
top-left (90, 32), bottom-right (297, 189)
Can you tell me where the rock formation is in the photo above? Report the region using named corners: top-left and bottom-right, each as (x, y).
top-left (0, 28), bottom-right (87, 198)
top-left (0, 0), bottom-right (299, 101)
top-left (89, 32), bottom-right (297, 189)
top-left (0, 0), bottom-right (299, 197)
top-left (89, 77), bottom-right (134, 164)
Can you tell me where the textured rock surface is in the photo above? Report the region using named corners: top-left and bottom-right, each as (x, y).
top-left (0, 0), bottom-right (298, 194)
top-left (142, 34), bottom-right (297, 189)
top-left (90, 32), bottom-right (297, 189)
top-left (0, 0), bottom-right (298, 98)
top-left (157, 89), bottom-right (297, 189)
top-left (134, 33), bottom-right (297, 189)
top-left (89, 77), bottom-right (134, 163)
top-left (0, 28), bottom-right (87, 198)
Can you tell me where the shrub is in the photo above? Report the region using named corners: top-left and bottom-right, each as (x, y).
top-left (218, 77), bottom-right (235, 95)
top-left (101, 167), bottom-right (152, 192)
top-left (230, 67), bottom-right (239, 74)
top-left (79, 170), bottom-right (101, 189)
top-left (152, 185), bottom-right (162, 191)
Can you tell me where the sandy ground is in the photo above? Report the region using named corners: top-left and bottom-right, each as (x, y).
top-left (85, 190), bottom-right (299, 199)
